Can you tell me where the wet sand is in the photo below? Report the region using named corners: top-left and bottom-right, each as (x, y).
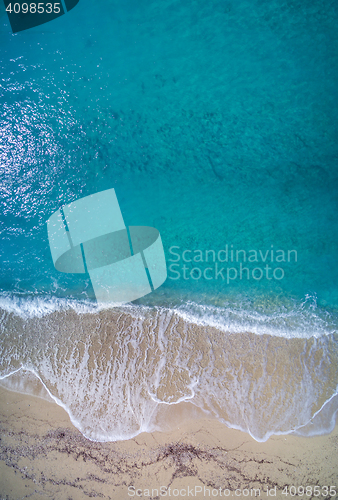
top-left (0, 387), bottom-right (337, 499)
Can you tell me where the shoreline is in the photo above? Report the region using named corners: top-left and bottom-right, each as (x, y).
top-left (0, 387), bottom-right (337, 499)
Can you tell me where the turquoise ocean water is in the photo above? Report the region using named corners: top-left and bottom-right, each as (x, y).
top-left (0, 0), bottom-right (338, 442)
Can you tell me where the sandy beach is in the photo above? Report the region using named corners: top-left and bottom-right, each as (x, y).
top-left (0, 387), bottom-right (337, 500)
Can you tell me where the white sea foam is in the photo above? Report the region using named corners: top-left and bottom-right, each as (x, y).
top-left (0, 291), bottom-right (337, 443)
top-left (0, 292), bottom-right (150, 320)
top-left (174, 296), bottom-right (338, 339)
top-left (0, 293), bottom-right (97, 319)
top-left (0, 291), bottom-right (337, 339)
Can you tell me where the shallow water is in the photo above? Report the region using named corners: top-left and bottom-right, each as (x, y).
top-left (0, 301), bottom-right (338, 442)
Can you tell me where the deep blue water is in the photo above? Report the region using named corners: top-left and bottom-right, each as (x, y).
top-left (1, 0), bottom-right (338, 441)
top-left (1, 0), bottom-right (338, 311)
